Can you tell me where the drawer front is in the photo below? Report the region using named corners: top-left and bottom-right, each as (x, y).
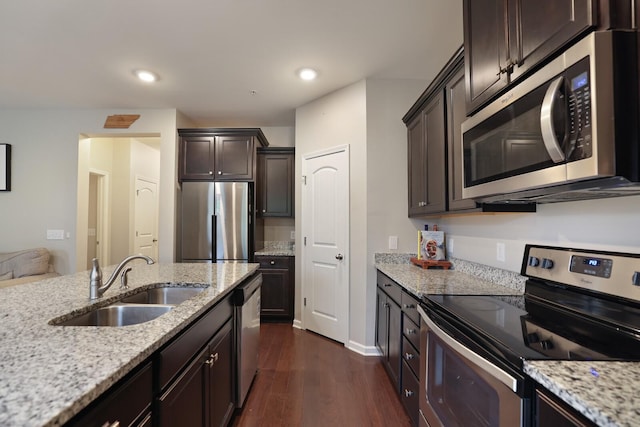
top-left (158, 296), bottom-right (233, 391)
top-left (403, 313), bottom-right (420, 350)
top-left (401, 360), bottom-right (420, 427)
top-left (401, 291), bottom-right (420, 326)
top-left (402, 336), bottom-right (420, 378)
top-left (377, 271), bottom-right (402, 305)
top-left (256, 255), bottom-right (291, 269)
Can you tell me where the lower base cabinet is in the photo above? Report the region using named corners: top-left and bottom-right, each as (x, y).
top-left (535, 387), bottom-right (595, 426)
top-left (256, 255), bottom-right (294, 321)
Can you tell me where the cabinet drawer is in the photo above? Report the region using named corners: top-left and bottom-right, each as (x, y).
top-left (402, 336), bottom-right (420, 378)
top-left (377, 271), bottom-right (401, 305)
top-left (403, 313), bottom-right (420, 350)
top-left (401, 291), bottom-right (420, 326)
top-left (157, 296), bottom-right (233, 391)
top-left (256, 256), bottom-right (291, 269)
top-left (68, 362), bottom-right (152, 427)
top-left (401, 361), bottom-right (420, 427)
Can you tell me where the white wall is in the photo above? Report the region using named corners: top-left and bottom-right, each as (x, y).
top-left (0, 109), bottom-right (178, 274)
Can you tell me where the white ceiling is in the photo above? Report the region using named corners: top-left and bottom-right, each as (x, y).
top-left (0, 0), bottom-right (462, 127)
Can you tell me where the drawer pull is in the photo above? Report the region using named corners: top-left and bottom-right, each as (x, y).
top-left (405, 328), bottom-right (417, 335)
top-left (383, 283), bottom-right (392, 287)
top-left (403, 303), bottom-right (416, 309)
top-left (404, 389), bottom-right (414, 397)
top-left (270, 261), bottom-right (275, 265)
top-left (405, 352), bottom-right (415, 360)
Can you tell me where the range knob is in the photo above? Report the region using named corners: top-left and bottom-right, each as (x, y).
top-left (541, 258), bottom-right (554, 269)
top-left (526, 333), bottom-right (540, 344)
top-left (528, 256), bottom-right (540, 267)
top-left (540, 339), bottom-right (554, 350)
top-left (633, 272), bottom-right (640, 286)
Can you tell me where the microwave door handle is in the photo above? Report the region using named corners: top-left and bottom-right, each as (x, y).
top-left (540, 76), bottom-right (567, 163)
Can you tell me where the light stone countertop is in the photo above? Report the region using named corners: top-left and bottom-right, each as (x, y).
top-left (254, 249), bottom-right (294, 257)
top-left (0, 262), bottom-right (259, 427)
top-left (525, 361), bottom-right (640, 427)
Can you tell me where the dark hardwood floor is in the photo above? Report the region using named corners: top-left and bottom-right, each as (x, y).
top-left (231, 323), bottom-right (412, 427)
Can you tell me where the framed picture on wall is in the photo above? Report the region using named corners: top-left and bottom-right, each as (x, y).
top-left (0, 144), bottom-right (11, 191)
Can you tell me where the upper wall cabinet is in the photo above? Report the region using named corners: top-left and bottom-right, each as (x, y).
top-left (257, 147), bottom-right (295, 218)
top-left (178, 128), bottom-right (269, 181)
top-left (463, 0), bottom-right (632, 114)
top-left (404, 48), bottom-right (478, 217)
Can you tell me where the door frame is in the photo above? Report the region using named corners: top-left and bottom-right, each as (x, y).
top-left (300, 144), bottom-right (350, 343)
top-left (88, 169), bottom-right (110, 267)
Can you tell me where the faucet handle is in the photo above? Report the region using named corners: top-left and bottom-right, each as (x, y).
top-left (119, 267), bottom-right (133, 290)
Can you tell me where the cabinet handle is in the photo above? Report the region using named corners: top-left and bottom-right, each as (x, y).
top-left (270, 261), bottom-right (275, 265)
top-left (218, 171), bottom-right (222, 175)
top-left (101, 422), bottom-right (120, 427)
top-left (403, 303), bottom-right (415, 309)
top-left (205, 353), bottom-right (219, 367)
top-left (262, 209), bottom-right (266, 213)
top-left (405, 328), bottom-right (417, 335)
top-left (404, 389), bottom-right (414, 397)
top-left (383, 283), bottom-right (392, 287)
top-left (384, 302), bottom-right (390, 308)
top-left (209, 171), bottom-right (213, 175)
top-left (405, 352), bottom-right (415, 360)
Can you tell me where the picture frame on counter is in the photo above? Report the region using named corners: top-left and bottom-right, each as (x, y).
top-left (0, 144), bottom-right (11, 191)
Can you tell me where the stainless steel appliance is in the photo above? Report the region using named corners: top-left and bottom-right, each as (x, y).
top-left (233, 273), bottom-right (261, 408)
top-left (418, 244), bottom-right (640, 426)
top-left (461, 30), bottom-right (639, 204)
top-left (178, 181), bottom-right (252, 262)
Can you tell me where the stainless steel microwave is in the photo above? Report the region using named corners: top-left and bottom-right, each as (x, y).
top-left (461, 30), bottom-right (640, 203)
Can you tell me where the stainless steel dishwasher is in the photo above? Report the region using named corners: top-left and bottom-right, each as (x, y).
top-left (233, 273), bottom-right (261, 408)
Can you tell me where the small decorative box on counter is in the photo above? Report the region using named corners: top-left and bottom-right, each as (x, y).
top-left (418, 230), bottom-right (446, 261)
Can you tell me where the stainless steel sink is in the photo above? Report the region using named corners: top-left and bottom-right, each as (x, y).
top-left (120, 286), bottom-right (206, 305)
top-left (54, 304), bottom-right (174, 327)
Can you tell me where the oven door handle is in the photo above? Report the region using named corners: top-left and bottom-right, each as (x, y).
top-left (540, 75), bottom-right (567, 163)
top-left (418, 305), bottom-right (518, 393)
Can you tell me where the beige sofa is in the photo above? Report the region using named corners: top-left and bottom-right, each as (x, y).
top-left (0, 248), bottom-right (59, 289)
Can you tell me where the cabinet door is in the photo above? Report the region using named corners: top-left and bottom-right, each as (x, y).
top-left (157, 347), bottom-right (209, 427)
top-left (388, 296), bottom-right (402, 391)
top-left (407, 113), bottom-right (427, 216)
top-left (258, 151), bottom-right (294, 217)
top-left (260, 268), bottom-right (292, 320)
top-left (180, 136), bottom-right (215, 180)
top-left (446, 65), bottom-right (478, 211)
top-left (208, 320), bottom-right (234, 427)
top-left (464, 0), bottom-right (509, 114)
top-left (375, 287), bottom-right (389, 359)
top-left (509, 0), bottom-right (594, 82)
top-left (536, 388), bottom-right (595, 426)
top-left (423, 92), bottom-right (447, 214)
top-left (214, 135), bottom-right (254, 180)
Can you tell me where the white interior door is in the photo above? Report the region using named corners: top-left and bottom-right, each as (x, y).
top-left (134, 177), bottom-right (159, 259)
top-left (302, 145), bottom-right (349, 344)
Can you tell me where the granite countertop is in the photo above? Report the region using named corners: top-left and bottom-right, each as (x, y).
top-left (254, 248), bottom-right (295, 257)
top-left (0, 262), bottom-right (258, 427)
top-left (525, 361), bottom-right (640, 427)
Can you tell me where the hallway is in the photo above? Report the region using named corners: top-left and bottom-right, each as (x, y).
top-left (232, 323), bottom-right (412, 427)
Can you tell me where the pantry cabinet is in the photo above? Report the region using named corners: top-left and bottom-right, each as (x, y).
top-left (463, 0), bottom-right (633, 113)
top-left (178, 128), bottom-right (269, 181)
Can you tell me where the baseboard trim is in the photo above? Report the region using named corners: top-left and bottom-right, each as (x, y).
top-left (346, 340), bottom-right (381, 356)
top-left (292, 319), bottom-right (303, 330)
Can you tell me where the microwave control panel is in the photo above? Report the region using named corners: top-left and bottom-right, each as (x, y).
top-left (565, 57), bottom-right (592, 161)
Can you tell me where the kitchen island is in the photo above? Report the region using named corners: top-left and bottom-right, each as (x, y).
top-left (0, 262), bottom-right (258, 426)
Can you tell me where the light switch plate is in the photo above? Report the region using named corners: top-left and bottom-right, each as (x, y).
top-left (290, 230), bottom-right (295, 240)
top-left (496, 242), bottom-right (506, 262)
top-left (388, 236), bottom-right (398, 250)
top-left (47, 229), bottom-right (64, 240)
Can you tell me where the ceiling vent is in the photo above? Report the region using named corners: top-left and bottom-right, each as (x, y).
top-left (103, 114), bottom-right (140, 129)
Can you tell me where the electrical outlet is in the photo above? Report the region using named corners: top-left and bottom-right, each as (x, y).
top-left (290, 230), bottom-right (295, 240)
top-left (496, 242), bottom-right (506, 262)
top-left (448, 238), bottom-right (454, 255)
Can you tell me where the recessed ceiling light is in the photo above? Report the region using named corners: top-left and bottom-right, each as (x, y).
top-left (134, 69), bottom-right (159, 83)
top-left (298, 68), bottom-right (318, 81)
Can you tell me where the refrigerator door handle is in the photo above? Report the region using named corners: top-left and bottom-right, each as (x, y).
top-left (211, 214), bottom-right (217, 261)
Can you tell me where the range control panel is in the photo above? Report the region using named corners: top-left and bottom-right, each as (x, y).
top-left (522, 244), bottom-right (640, 303)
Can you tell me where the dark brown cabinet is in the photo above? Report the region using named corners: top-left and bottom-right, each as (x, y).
top-left (256, 255), bottom-right (294, 321)
top-left (407, 91), bottom-right (446, 216)
top-left (464, 0), bottom-right (600, 113)
top-left (257, 147), bottom-right (294, 217)
top-left (178, 128), bottom-right (269, 182)
top-left (535, 387), bottom-right (596, 426)
top-left (66, 362), bottom-right (153, 427)
top-left (376, 271), bottom-right (422, 426)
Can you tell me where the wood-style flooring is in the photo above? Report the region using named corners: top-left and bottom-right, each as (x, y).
top-left (231, 323), bottom-right (411, 427)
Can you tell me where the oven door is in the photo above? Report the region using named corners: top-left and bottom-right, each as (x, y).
top-left (418, 305), bottom-right (524, 427)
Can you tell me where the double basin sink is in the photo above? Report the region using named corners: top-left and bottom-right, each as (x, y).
top-left (51, 286), bottom-right (207, 327)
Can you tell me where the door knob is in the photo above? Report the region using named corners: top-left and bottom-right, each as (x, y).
top-left (335, 254), bottom-right (344, 260)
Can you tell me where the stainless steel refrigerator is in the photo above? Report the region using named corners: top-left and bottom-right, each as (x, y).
top-left (178, 181), bottom-right (252, 262)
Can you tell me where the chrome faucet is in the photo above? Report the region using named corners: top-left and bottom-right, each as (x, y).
top-left (89, 255), bottom-right (155, 299)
